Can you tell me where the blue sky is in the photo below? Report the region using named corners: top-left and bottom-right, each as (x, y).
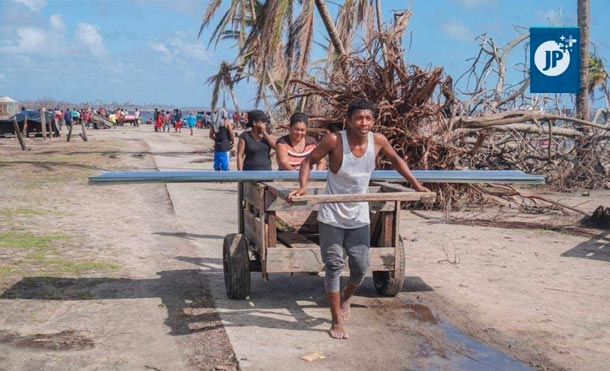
top-left (0, 0), bottom-right (608, 109)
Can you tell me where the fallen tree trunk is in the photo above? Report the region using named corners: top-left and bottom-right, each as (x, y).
top-left (457, 110), bottom-right (610, 130)
top-left (456, 124), bottom-right (585, 137)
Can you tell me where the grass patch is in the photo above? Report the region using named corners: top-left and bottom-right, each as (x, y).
top-left (44, 259), bottom-right (120, 275)
top-left (0, 230), bottom-right (71, 249)
top-left (0, 265), bottom-right (17, 279)
top-left (0, 207), bottom-right (45, 219)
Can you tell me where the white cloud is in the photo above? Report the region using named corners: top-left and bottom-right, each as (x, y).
top-left (149, 33), bottom-right (212, 63)
top-left (76, 23), bottom-right (107, 56)
top-left (150, 42), bottom-right (172, 62)
top-left (49, 14), bottom-right (65, 34)
top-left (442, 19), bottom-right (474, 41)
top-left (453, 0), bottom-right (498, 8)
top-left (12, 0), bottom-right (46, 12)
top-left (170, 33), bottom-right (211, 61)
top-left (18, 27), bottom-right (46, 49)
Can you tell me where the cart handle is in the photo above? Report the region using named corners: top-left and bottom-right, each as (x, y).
top-left (264, 182), bottom-right (435, 205)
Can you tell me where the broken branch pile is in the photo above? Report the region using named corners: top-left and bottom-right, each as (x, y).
top-left (288, 20), bottom-right (608, 207)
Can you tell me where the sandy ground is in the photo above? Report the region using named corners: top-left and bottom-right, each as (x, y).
top-left (0, 125), bottom-right (608, 371)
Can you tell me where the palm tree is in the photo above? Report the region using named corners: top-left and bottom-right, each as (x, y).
top-left (587, 54), bottom-right (607, 95)
top-left (576, 0), bottom-right (590, 121)
top-left (206, 61), bottom-right (241, 113)
top-left (199, 0), bottom-right (382, 112)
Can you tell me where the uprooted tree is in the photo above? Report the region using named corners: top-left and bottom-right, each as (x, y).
top-left (285, 12), bottom-right (609, 209)
top-left (200, 3), bottom-right (609, 211)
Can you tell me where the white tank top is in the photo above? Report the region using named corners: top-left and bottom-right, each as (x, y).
top-left (317, 130), bottom-right (375, 229)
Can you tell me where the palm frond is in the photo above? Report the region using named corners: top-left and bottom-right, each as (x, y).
top-left (199, 0), bottom-right (222, 38)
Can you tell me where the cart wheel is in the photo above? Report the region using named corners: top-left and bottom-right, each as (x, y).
top-left (373, 237), bottom-right (405, 297)
top-left (223, 233), bottom-right (250, 299)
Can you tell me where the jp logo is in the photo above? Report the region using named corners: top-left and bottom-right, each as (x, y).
top-left (533, 35), bottom-right (577, 77)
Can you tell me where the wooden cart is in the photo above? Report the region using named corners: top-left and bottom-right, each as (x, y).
top-left (222, 181), bottom-right (436, 299)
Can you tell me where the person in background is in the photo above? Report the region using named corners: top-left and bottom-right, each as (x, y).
top-left (236, 109), bottom-right (276, 171)
top-left (54, 108), bottom-right (63, 131)
top-left (64, 108), bottom-right (73, 129)
top-left (154, 110), bottom-right (163, 132)
top-left (187, 111), bottom-right (197, 135)
top-left (108, 111), bottom-right (117, 128)
top-left (82, 108), bottom-right (91, 128)
top-left (196, 111), bottom-right (204, 129)
top-left (209, 108), bottom-right (235, 171)
top-left (71, 108), bottom-right (80, 125)
top-left (241, 112), bottom-right (248, 129)
top-left (164, 111), bottom-right (172, 133)
top-left (175, 109), bottom-right (182, 128)
top-left (233, 111), bottom-right (240, 130)
top-left (276, 112), bottom-right (326, 171)
top-left (134, 108), bottom-right (141, 127)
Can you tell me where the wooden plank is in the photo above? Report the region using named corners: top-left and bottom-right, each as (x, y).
top-left (257, 183), bottom-right (267, 278)
top-left (370, 211), bottom-right (382, 246)
top-left (261, 182), bottom-right (293, 203)
top-left (291, 191), bottom-right (436, 204)
top-left (381, 211), bottom-right (393, 247)
top-left (277, 231), bottom-right (317, 249)
top-left (243, 208), bottom-right (264, 251)
top-left (267, 197), bottom-right (319, 212)
top-left (264, 247), bottom-right (396, 273)
top-left (267, 212), bottom-right (277, 247)
top-left (276, 211), bottom-right (319, 234)
top-left (266, 248), bottom-right (324, 273)
top-left (243, 181), bottom-right (262, 210)
top-left (393, 201), bottom-right (400, 272)
top-left (237, 183), bottom-right (244, 234)
top-left (369, 247), bottom-right (396, 272)
top-left (263, 182), bottom-right (326, 210)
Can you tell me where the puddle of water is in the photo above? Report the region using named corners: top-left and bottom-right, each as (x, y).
top-left (439, 321), bottom-right (532, 371)
top-left (403, 303), bottom-right (532, 371)
top-left (404, 304), bottom-right (437, 324)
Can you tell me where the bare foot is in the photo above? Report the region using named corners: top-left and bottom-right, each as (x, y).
top-left (328, 323), bottom-right (349, 339)
top-left (341, 299), bottom-right (351, 322)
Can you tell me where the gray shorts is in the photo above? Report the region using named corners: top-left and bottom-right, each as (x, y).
top-left (319, 222), bottom-right (370, 292)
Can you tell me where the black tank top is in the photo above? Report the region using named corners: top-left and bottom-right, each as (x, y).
top-left (240, 131), bottom-right (272, 170)
top-left (214, 125), bottom-right (232, 152)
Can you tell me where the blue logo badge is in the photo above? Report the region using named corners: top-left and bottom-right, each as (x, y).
top-left (530, 27), bottom-right (580, 93)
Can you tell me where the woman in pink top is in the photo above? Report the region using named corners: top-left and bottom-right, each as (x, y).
top-left (276, 112), bottom-right (326, 170)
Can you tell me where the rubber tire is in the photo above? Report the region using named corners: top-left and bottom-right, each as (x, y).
top-left (223, 233), bottom-right (251, 299)
top-left (372, 237), bottom-right (405, 297)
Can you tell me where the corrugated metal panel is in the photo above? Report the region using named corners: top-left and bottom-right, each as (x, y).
top-left (89, 170), bottom-right (546, 184)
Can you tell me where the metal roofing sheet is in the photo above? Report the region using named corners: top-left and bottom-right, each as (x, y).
top-left (89, 170), bottom-right (546, 184)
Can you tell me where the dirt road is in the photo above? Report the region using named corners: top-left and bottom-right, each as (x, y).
top-left (0, 126), bottom-right (608, 370)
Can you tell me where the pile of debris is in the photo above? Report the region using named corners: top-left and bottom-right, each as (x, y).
top-left (289, 22), bottom-right (609, 208)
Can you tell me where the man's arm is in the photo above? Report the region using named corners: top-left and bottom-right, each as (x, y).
top-left (208, 126), bottom-right (215, 140)
top-left (225, 120), bottom-right (235, 144)
top-left (376, 133), bottom-right (430, 192)
top-left (288, 133), bottom-right (337, 201)
top-left (236, 137), bottom-right (246, 170)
